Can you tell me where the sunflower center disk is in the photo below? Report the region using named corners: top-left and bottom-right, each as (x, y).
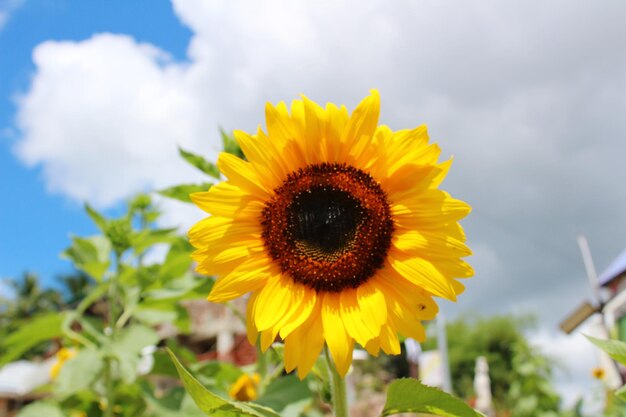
top-left (261, 163), bottom-right (394, 292)
top-left (289, 188), bottom-right (362, 260)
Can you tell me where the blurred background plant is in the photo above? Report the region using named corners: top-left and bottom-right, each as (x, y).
top-left (0, 133), bottom-right (320, 417)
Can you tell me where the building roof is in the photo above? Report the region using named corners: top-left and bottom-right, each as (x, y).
top-left (599, 248), bottom-right (626, 287)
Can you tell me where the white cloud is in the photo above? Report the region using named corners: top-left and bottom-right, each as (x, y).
top-left (15, 34), bottom-right (211, 206)
top-left (11, 0), bottom-right (626, 405)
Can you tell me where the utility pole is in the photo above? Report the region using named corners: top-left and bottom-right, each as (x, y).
top-left (437, 313), bottom-right (452, 393)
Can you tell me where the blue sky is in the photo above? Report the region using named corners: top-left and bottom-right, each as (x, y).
top-left (0, 0), bottom-right (191, 286)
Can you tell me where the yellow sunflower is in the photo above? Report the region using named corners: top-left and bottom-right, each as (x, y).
top-left (229, 373), bottom-right (261, 401)
top-left (189, 90), bottom-right (472, 378)
top-left (49, 347), bottom-right (77, 379)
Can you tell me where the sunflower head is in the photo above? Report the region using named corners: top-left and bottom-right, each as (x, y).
top-left (50, 347), bottom-right (77, 379)
top-left (189, 90), bottom-right (473, 378)
top-left (229, 373), bottom-right (261, 401)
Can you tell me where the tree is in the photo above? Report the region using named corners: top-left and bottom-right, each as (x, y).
top-left (422, 314), bottom-right (561, 417)
top-left (1, 272), bottom-right (63, 319)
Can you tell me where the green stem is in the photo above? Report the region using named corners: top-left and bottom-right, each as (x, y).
top-left (324, 346), bottom-right (349, 417)
top-left (104, 253), bottom-right (122, 417)
top-left (104, 357), bottom-right (114, 417)
top-left (256, 342), bottom-right (267, 378)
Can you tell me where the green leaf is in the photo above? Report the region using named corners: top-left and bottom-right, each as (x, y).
top-left (17, 402), bottom-right (65, 417)
top-left (167, 348), bottom-right (281, 417)
top-left (381, 378), bottom-right (483, 417)
top-left (142, 382), bottom-right (206, 417)
top-left (158, 183), bottom-right (213, 203)
top-left (221, 128), bottom-right (245, 159)
top-left (159, 238), bottom-right (194, 280)
top-left (85, 203), bottom-right (108, 232)
top-left (0, 313), bottom-right (67, 365)
top-left (255, 375), bottom-right (312, 412)
top-left (586, 335), bottom-right (626, 365)
top-left (143, 274), bottom-right (209, 301)
top-left (109, 324), bottom-right (159, 383)
top-left (55, 349), bottom-right (104, 397)
top-left (131, 228), bottom-right (178, 254)
top-left (179, 147), bottom-right (221, 179)
top-left (615, 384), bottom-right (626, 402)
top-left (114, 324), bottom-right (159, 354)
top-left (61, 235), bottom-right (111, 281)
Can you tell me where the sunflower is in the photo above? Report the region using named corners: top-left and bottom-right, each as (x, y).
top-left (49, 347), bottom-right (77, 379)
top-left (229, 373), bottom-right (261, 401)
top-left (189, 90), bottom-right (472, 378)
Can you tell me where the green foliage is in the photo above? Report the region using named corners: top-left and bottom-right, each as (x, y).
top-left (158, 183), bottom-right (213, 203)
top-left (587, 336), bottom-right (626, 413)
top-left (62, 235), bottom-right (111, 281)
top-left (0, 312), bottom-right (67, 365)
top-left (17, 402), bottom-right (65, 417)
top-left (167, 348), bottom-right (281, 417)
top-left (422, 314), bottom-right (562, 416)
top-left (587, 336), bottom-right (626, 366)
top-left (158, 131), bottom-right (242, 205)
top-left (55, 349), bottom-right (104, 397)
top-left (85, 203), bottom-right (108, 232)
top-left (382, 378), bottom-right (484, 417)
top-left (507, 340), bottom-right (561, 417)
top-left (220, 128), bottom-right (245, 159)
top-left (178, 146), bottom-right (221, 179)
top-left (255, 375), bottom-right (312, 412)
top-left (1, 193), bottom-right (212, 417)
top-left (1, 273), bottom-right (64, 318)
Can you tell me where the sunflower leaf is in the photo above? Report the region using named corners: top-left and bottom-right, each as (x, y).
top-left (0, 313), bottom-right (67, 366)
top-left (158, 183), bottom-right (213, 203)
top-left (220, 128), bottom-right (245, 159)
top-left (178, 147), bottom-right (221, 179)
top-left (586, 335), bottom-right (626, 365)
top-left (254, 375), bottom-right (312, 412)
top-left (61, 235), bottom-right (111, 281)
top-left (381, 378), bottom-right (484, 417)
top-left (55, 348), bottom-right (104, 398)
top-left (616, 384), bottom-right (626, 402)
top-left (131, 228), bottom-right (178, 254)
top-left (167, 348), bottom-right (281, 417)
top-left (84, 203), bottom-right (108, 232)
top-left (17, 402), bottom-right (65, 417)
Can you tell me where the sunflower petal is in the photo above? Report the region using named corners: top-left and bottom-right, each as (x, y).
top-left (279, 287), bottom-right (317, 338)
top-left (339, 289), bottom-right (377, 346)
top-left (254, 274), bottom-right (296, 332)
top-left (389, 251), bottom-right (457, 300)
top-left (339, 90), bottom-right (380, 161)
top-left (217, 153), bottom-right (271, 198)
top-left (322, 293), bottom-right (354, 377)
top-left (208, 256), bottom-right (271, 302)
top-left (356, 280), bottom-right (387, 330)
top-left (378, 324), bottom-right (401, 355)
top-left (246, 293), bottom-right (259, 345)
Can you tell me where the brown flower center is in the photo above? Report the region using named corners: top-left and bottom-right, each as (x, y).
top-left (261, 163), bottom-right (394, 292)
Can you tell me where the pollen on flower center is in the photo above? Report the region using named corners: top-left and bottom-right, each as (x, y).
top-left (289, 187), bottom-right (363, 261)
top-left (261, 163), bottom-right (394, 292)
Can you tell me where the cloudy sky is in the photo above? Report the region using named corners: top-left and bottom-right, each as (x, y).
top-left (2, 0), bottom-right (626, 408)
